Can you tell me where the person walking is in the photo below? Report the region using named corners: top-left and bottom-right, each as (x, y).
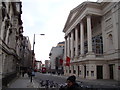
top-left (21, 70), bottom-right (25, 77)
top-left (59, 75), bottom-right (79, 90)
top-left (27, 69), bottom-right (31, 77)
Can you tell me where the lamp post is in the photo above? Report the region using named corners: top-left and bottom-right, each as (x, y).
top-left (33, 34), bottom-right (45, 68)
top-left (31, 34), bottom-right (45, 82)
top-left (33, 34), bottom-right (45, 54)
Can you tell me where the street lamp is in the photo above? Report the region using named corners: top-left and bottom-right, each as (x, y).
top-left (31, 34), bottom-right (45, 82)
top-left (33, 34), bottom-right (45, 54)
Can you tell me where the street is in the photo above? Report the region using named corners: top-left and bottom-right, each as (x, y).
top-left (34, 72), bottom-right (120, 89)
top-left (6, 72), bottom-right (120, 89)
top-left (34, 72), bottom-right (66, 88)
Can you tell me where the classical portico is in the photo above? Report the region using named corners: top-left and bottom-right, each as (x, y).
top-left (63, 1), bottom-right (120, 81)
top-left (65, 14), bottom-right (96, 60)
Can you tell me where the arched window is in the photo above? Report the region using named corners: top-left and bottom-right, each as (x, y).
top-left (92, 34), bottom-right (103, 55)
top-left (108, 34), bottom-right (113, 44)
top-left (108, 34), bottom-right (113, 49)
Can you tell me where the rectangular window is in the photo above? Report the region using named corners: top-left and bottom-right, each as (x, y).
top-left (69, 70), bottom-right (71, 73)
top-left (91, 71), bottom-right (94, 76)
top-left (79, 70), bottom-right (81, 75)
top-left (74, 70), bottom-right (76, 74)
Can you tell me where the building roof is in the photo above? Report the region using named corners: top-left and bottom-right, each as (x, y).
top-left (58, 41), bottom-right (65, 44)
top-left (63, 1), bottom-right (102, 33)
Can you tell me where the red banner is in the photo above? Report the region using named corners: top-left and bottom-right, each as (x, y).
top-left (66, 56), bottom-right (70, 66)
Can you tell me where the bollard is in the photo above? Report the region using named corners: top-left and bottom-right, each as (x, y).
top-left (30, 75), bottom-right (32, 82)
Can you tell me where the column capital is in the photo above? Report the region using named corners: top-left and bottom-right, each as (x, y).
top-left (75, 25), bottom-right (78, 30)
top-left (86, 14), bottom-right (92, 17)
top-left (65, 33), bottom-right (70, 39)
top-left (64, 36), bottom-right (67, 39)
top-left (80, 21), bottom-right (84, 27)
top-left (79, 20), bottom-right (83, 24)
top-left (70, 30), bottom-right (74, 35)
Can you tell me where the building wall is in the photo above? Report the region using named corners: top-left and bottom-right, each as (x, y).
top-left (35, 61), bottom-right (42, 71)
top-left (22, 36), bottom-right (32, 68)
top-left (102, 2), bottom-right (119, 59)
top-left (63, 1), bottom-right (120, 81)
top-left (50, 46), bottom-right (64, 73)
top-left (50, 47), bottom-right (63, 69)
top-left (45, 60), bottom-right (50, 72)
top-left (0, 1), bottom-right (32, 86)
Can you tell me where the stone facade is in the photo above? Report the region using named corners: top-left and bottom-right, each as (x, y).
top-left (49, 42), bottom-right (64, 74)
top-left (63, 1), bottom-right (120, 81)
top-left (0, 0), bottom-right (23, 80)
top-left (35, 61), bottom-right (42, 72)
top-left (45, 60), bottom-right (50, 72)
top-left (21, 36), bottom-right (32, 69)
top-left (0, 1), bottom-right (32, 86)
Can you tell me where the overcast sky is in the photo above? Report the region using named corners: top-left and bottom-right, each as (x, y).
top-left (21, 0), bottom-right (97, 63)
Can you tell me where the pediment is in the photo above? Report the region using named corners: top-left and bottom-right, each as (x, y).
top-left (63, 2), bottom-right (86, 32)
top-left (69, 11), bottom-right (78, 23)
top-left (63, 10), bottom-right (78, 32)
top-left (63, 1), bottom-right (101, 32)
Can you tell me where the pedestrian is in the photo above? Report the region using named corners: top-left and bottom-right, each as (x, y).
top-left (27, 69), bottom-right (31, 77)
top-left (22, 70), bottom-right (25, 77)
top-left (59, 75), bottom-right (79, 90)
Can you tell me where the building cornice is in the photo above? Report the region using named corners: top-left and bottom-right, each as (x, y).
top-left (0, 38), bottom-right (21, 60)
top-left (63, 1), bottom-right (102, 35)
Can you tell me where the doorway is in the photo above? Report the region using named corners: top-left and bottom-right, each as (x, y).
top-left (84, 66), bottom-right (86, 78)
top-left (78, 66), bottom-right (79, 76)
top-left (109, 64), bottom-right (114, 79)
top-left (97, 66), bottom-right (103, 79)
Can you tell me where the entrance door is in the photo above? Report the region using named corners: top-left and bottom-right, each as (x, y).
top-left (97, 66), bottom-right (103, 79)
top-left (84, 66), bottom-right (86, 78)
top-left (78, 66), bottom-right (79, 76)
top-left (109, 64), bottom-right (114, 79)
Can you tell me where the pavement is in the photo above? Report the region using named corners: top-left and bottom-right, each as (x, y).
top-left (7, 73), bottom-right (39, 88)
top-left (52, 74), bottom-right (120, 88)
top-left (1, 73), bottom-right (120, 89)
top-left (76, 77), bottom-right (120, 88)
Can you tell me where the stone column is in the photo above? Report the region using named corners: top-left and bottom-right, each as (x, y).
top-left (1, 17), bottom-right (7, 40)
top-left (71, 31), bottom-right (74, 59)
top-left (103, 64), bottom-right (109, 79)
top-left (64, 37), bottom-right (67, 59)
top-left (86, 15), bottom-right (95, 57)
top-left (5, 26), bottom-right (10, 44)
top-left (80, 22), bottom-right (84, 56)
top-left (87, 15), bottom-right (92, 52)
top-left (75, 27), bottom-right (78, 57)
top-left (67, 35), bottom-right (70, 57)
top-left (0, 4), bottom-right (2, 33)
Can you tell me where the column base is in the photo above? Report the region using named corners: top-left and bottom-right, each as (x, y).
top-left (80, 54), bottom-right (84, 59)
top-left (86, 51), bottom-right (95, 58)
top-left (75, 56), bottom-right (79, 60)
top-left (80, 54), bottom-right (85, 57)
